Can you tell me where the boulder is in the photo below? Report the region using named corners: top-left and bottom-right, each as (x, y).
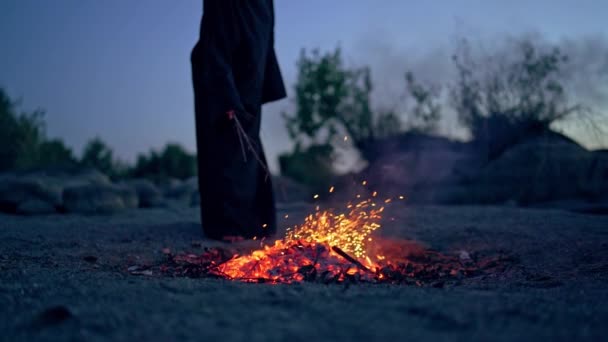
top-left (63, 183), bottom-right (138, 214)
top-left (0, 175), bottom-right (62, 214)
top-left (442, 135), bottom-right (606, 204)
top-left (21, 168), bottom-right (111, 189)
top-left (165, 177), bottom-right (198, 203)
top-left (585, 150), bottom-right (608, 199)
top-left (358, 134), bottom-right (482, 203)
top-left (126, 179), bottom-right (164, 208)
top-left (159, 178), bottom-right (183, 196)
top-left (119, 185), bottom-right (139, 209)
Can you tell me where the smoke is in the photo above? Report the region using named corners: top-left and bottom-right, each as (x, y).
top-left (561, 35), bottom-right (608, 101)
top-left (265, 31), bottom-right (608, 173)
top-left (352, 30), bottom-right (608, 149)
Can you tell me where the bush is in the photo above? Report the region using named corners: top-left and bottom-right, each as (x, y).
top-left (450, 38), bottom-right (584, 159)
top-left (80, 137), bottom-right (127, 179)
top-left (278, 143), bottom-right (335, 191)
top-left (0, 88), bottom-right (76, 171)
top-left (282, 48), bottom-right (402, 164)
top-left (280, 48), bottom-right (444, 184)
top-left (37, 139), bottom-right (78, 168)
top-left (131, 143), bottom-right (197, 181)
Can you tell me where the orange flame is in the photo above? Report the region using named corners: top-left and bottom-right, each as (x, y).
top-left (161, 189), bottom-right (500, 285)
top-left (216, 191), bottom-right (388, 282)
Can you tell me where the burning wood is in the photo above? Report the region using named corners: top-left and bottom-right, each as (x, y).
top-left (156, 190), bottom-right (513, 285)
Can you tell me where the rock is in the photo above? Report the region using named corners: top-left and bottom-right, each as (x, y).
top-left (63, 168), bottom-right (111, 188)
top-left (79, 168), bottom-right (112, 185)
top-left (63, 183), bottom-right (138, 214)
top-left (16, 199), bottom-right (57, 215)
top-left (159, 178), bottom-right (183, 196)
top-left (0, 175), bottom-right (62, 214)
top-left (356, 133), bottom-right (483, 203)
top-left (165, 177), bottom-right (198, 203)
top-left (23, 168), bottom-right (111, 190)
top-left (118, 185), bottom-right (139, 209)
top-left (585, 150), bottom-right (608, 199)
top-left (127, 179), bottom-right (164, 208)
top-left (442, 135), bottom-right (606, 204)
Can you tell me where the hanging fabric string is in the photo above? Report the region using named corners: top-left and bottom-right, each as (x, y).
top-left (227, 111), bottom-right (270, 180)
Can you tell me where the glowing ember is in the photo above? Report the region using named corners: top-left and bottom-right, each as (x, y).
top-left (216, 194), bottom-right (385, 282)
top-left (156, 187), bottom-right (512, 285)
top-left (285, 199), bottom-right (382, 258)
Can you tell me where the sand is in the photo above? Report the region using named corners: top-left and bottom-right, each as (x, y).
top-left (1, 203), bottom-right (607, 341)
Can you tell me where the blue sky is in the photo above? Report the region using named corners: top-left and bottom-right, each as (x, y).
top-left (1, 1), bottom-right (607, 172)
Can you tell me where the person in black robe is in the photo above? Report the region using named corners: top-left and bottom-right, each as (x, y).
top-left (191, 1), bottom-right (286, 241)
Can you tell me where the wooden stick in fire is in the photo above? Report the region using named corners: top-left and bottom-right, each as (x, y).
top-left (331, 246), bottom-right (373, 273)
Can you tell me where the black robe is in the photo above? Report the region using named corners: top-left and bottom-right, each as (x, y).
top-left (191, 0), bottom-right (286, 240)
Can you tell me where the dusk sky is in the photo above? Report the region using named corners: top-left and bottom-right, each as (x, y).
top-left (1, 1), bottom-right (607, 172)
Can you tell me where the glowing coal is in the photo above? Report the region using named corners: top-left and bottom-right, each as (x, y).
top-left (156, 186), bottom-right (512, 285)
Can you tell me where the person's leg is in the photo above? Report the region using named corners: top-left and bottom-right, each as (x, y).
top-left (194, 110), bottom-right (256, 239)
top-left (193, 57), bottom-right (276, 240)
top-left (215, 105), bottom-right (276, 240)
top-left (191, 61), bottom-right (218, 238)
top-left (193, 100), bottom-right (266, 239)
top-left (254, 138), bottom-right (277, 238)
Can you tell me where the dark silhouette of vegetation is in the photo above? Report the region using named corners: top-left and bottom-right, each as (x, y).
top-left (37, 139), bottom-right (78, 168)
top-left (0, 88), bottom-right (76, 171)
top-left (450, 38), bottom-right (589, 159)
top-left (2, 35), bottom-right (602, 187)
top-left (279, 48), bottom-right (443, 186)
top-left (131, 143), bottom-right (197, 181)
top-left (80, 137), bottom-right (128, 179)
top-left (0, 88), bottom-right (196, 180)
top-left (405, 71), bottom-right (442, 134)
top-left (280, 36), bottom-right (602, 187)
top-left (278, 143), bottom-right (334, 191)
top-left (282, 49), bottom-right (402, 166)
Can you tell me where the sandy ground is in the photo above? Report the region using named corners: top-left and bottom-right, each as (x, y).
top-left (1, 203), bottom-right (607, 341)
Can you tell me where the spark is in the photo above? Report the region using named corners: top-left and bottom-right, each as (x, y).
top-left (216, 191), bottom-right (398, 282)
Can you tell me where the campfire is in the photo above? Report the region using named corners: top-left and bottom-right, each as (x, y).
top-left (156, 185), bottom-right (511, 285)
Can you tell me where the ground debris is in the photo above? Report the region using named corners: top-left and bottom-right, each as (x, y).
top-left (152, 241), bottom-right (515, 286)
top-left (128, 265), bottom-right (153, 276)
